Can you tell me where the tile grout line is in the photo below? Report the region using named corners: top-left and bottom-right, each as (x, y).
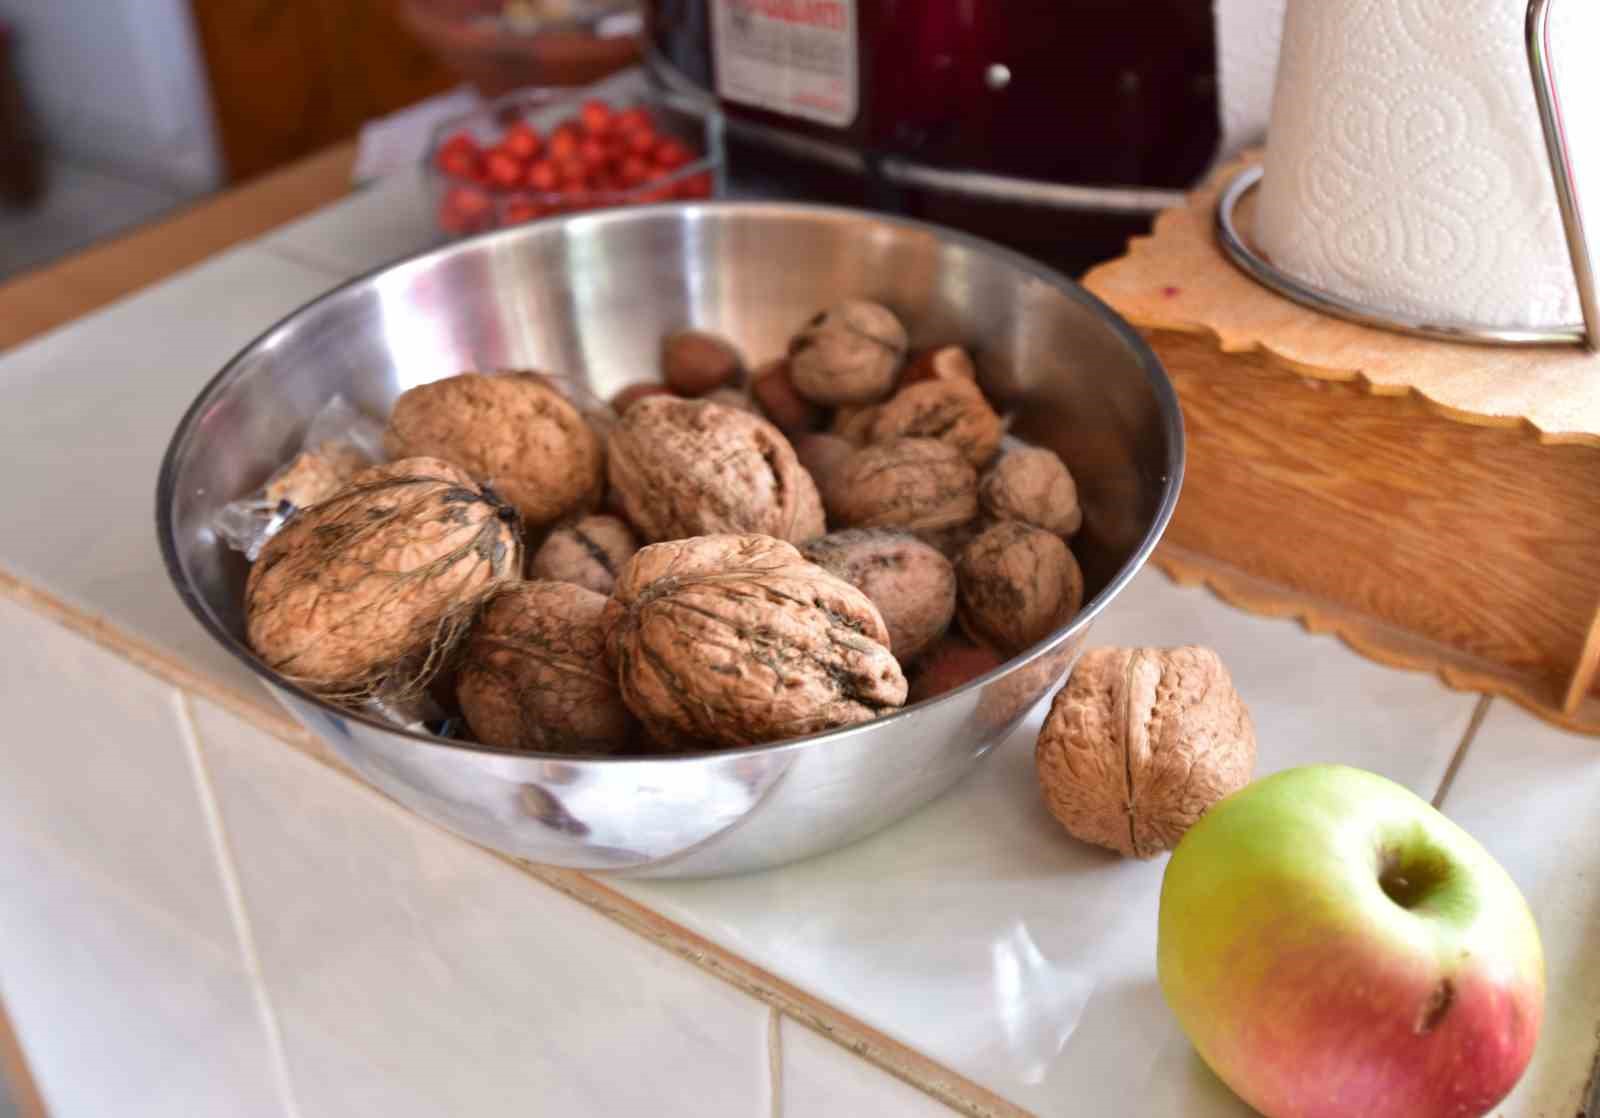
top-left (174, 690), bottom-right (304, 1118)
top-left (1431, 695), bottom-right (1492, 810)
top-left (768, 1008), bottom-right (784, 1118)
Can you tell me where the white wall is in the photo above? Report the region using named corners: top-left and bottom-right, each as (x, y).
top-left (0, 0), bottom-right (222, 196)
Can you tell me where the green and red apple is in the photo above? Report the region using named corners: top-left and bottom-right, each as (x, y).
top-left (1158, 765), bottom-right (1543, 1118)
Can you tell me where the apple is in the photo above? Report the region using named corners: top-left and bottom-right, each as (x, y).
top-left (1158, 765), bottom-right (1543, 1118)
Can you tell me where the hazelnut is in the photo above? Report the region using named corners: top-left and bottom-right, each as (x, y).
top-left (803, 530), bottom-right (956, 661)
top-left (956, 521), bottom-right (1083, 654)
top-left (611, 382), bottom-right (677, 415)
top-left (384, 372), bottom-right (604, 531)
top-left (530, 514), bottom-right (639, 596)
top-left (704, 386), bottom-right (758, 414)
top-left (827, 438), bottom-right (979, 534)
top-left (750, 359), bottom-right (822, 435)
top-left (907, 636), bottom-right (1007, 703)
top-left (788, 300), bottom-right (908, 405)
top-left (980, 447), bottom-right (1083, 538)
top-left (605, 534), bottom-right (907, 748)
top-left (458, 582), bottom-right (634, 755)
top-left (900, 345), bottom-right (977, 388)
top-left (661, 329), bottom-right (744, 396)
top-left (245, 458), bottom-right (522, 698)
top-left (830, 402), bottom-right (880, 444)
top-left (1035, 647), bottom-right (1256, 858)
top-left (607, 395), bottom-right (826, 543)
top-left (793, 433), bottom-right (856, 499)
top-left (870, 377), bottom-right (1004, 467)
top-left (264, 441), bottom-right (370, 509)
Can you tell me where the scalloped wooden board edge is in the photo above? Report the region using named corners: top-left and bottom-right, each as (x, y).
top-left (1083, 153), bottom-right (1600, 448)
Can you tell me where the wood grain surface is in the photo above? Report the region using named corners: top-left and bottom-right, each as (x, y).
top-left (1085, 156), bottom-right (1600, 735)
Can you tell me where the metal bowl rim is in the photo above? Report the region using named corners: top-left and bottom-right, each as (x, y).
top-left (155, 199), bottom-right (1185, 767)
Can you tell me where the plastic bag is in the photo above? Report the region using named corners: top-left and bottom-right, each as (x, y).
top-left (214, 395), bottom-right (386, 561)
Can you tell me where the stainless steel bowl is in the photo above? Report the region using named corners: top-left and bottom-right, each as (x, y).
top-left (157, 203), bottom-right (1182, 878)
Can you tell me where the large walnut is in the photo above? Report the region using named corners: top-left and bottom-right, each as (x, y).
top-left (383, 372), bottom-right (604, 531)
top-left (607, 395), bottom-right (825, 543)
top-left (803, 530), bottom-right (956, 662)
top-left (787, 300), bottom-right (908, 405)
top-left (245, 457), bottom-right (522, 698)
top-left (458, 582), bottom-right (633, 754)
top-left (956, 521), bottom-right (1083, 654)
top-left (605, 534), bottom-right (907, 748)
top-left (980, 447), bottom-right (1083, 538)
top-left (530, 514), bottom-right (639, 596)
top-left (1035, 647), bottom-right (1255, 858)
top-left (870, 377), bottom-right (1004, 467)
top-left (826, 438), bottom-right (978, 534)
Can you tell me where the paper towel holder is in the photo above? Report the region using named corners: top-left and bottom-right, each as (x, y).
top-left (1215, 0), bottom-right (1598, 351)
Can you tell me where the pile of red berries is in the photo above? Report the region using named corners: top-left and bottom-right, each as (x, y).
top-left (434, 99), bottom-right (712, 234)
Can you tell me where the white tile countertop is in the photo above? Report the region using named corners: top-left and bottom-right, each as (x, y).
top-left (0, 171), bottom-right (1596, 1118)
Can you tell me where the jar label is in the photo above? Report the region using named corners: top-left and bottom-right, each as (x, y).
top-left (710, 0), bottom-right (858, 128)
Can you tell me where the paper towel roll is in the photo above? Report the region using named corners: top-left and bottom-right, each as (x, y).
top-left (1215, 0), bottom-right (1287, 161)
top-left (1254, 0), bottom-right (1597, 330)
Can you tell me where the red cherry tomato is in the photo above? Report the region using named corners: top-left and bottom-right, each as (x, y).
top-left (555, 156), bottom-right (588, 188)
top-left (614, 107), bottom-right (653, 135)
top-left (578, 136), bottom-right (611, 170)
top-left (549, 124), bottom-right (581, 162)
top-left (484, 148), bottom-right (524, 190)
top-left (439, 185), bottom-right (493, 234)
top-left (526, 159), bottom-right (559, 193)
top-left (434, 132), bottom-right (481, 180)
top-left (579, 99), bottom-right (614, 134)
top-left (675, 172), bottom-right (714, 200)
top-left (653, 138), bottom-right (694, 171)
top-left (625, 126), bottom-right (658, 156)
top-left (619, 155), bottom-right (654, 188)
top-left (502, 121), bottom-right (542, 161)
top-left (504, 199), bottom-right (545, 224)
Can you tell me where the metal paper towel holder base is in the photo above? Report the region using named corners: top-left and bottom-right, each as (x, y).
top-left (1215, 0), bottom-right (1598, 351)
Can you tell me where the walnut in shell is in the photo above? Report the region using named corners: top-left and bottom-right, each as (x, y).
top-left (1035, 647), bottom-right (1255, 858)
top-left (530, 514), bottom-right (638, 596)
top-left (907, 636), bottom-right (1007, 703)
top-left (662, 329), bottom-right (743, 396)
top-left (264, 441), bottom-right (370, 509)
top-left (980, 447), bottom-right (1083, 538)
top-left (458, 581), bottom-right (633, 754)
top-left (900, 345), bottom-right (977, 388)
top-left (605, 534), bottom-right (907, 748)
top-left (787, 301), bottom-right (908, 405)
top-left (611, 382), bottom-right (676, 415)
top-left (826, 438), bottom-right (978, 534)
top-left (245, 457), bottom-right (522, 698)
top-left (803, 530), bottom-right (956, 662)
top-left (870, 376), bottom-right (1004, 467)
top-left (792, 433), bottom-right (856, 500)
top-left (830, 402), bottom-right (880, 444)
top-left (384, 372), bottom-right (604, 531)
top-left (606, 395), bottom-right (825, 544)
top-left (956, 521), bottom-right (1083, 654)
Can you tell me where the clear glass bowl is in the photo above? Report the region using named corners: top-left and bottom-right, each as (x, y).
top-left (425, 85), bottom-right (723, 235)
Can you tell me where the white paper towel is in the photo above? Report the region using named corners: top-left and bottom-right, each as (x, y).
top-left (1215, 0), bottom-right (1287, 161)
top-left (1254, 0), bottom-right (1598, 331)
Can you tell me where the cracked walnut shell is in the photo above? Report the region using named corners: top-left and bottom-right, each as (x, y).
top-left (383, 372), bottom-right (604, 532)
top-left (607, 395), bottom-right (825, 544)
top-left (980, 447), bottom-right (1082, 538)
top-left (788, 300), bottom-right (908, 405)
top-left (956, 521), bottom-right (1083, 655)
top-left (245, 457), bottom-right (522, 698)
top-left (605, 534), bottom-right (907, 748)
top-left (1035, 647), bottom-right (1255, 858)
top-left (869, 376), bottom-right (1004, 467)
top-left (826, 438), bottom-right (978, 534)
top-left (458, 581), bottom-right (634, 755)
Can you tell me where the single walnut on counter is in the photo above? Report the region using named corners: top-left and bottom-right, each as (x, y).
top-left (607, 395), bottom-right (826, 544)
top-left (826, 438), bottom-right (978, 534)
top-left (1035, 647), bottom-right (1255, 858)
top-left (870, 377), bottom-right (1004, 467)
top-left (980, 447), bottom-right (1082, 538)
top-left (605, 534), bottom-right (907, 748)
top-left (803, 530), bottom-right (956, 661)
top-left (384, 372), bottom-right (604, 531)
top-left (788, 300), bottom-right (908, 405)
top-left (458, 581), bottom-right (633, 754)
top-left (530, 514), bottom-right (638, 596)
top-left (956, 521), bottom-right (1083, 654)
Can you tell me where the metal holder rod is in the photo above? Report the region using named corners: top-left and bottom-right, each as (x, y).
top-left (1217, 0), bottom-right (1598, 350)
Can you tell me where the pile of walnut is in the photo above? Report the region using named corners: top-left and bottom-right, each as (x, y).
top-left (243, 299), bottom-right (1089, 756)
